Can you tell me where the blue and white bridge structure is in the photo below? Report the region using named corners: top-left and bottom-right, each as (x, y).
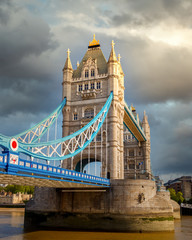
top-left (0, 91), bottom-right (147, 188)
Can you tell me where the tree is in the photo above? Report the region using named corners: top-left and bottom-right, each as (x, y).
top-left (3, 185), bottom-right (34, 194)
top-left (176, 192), bottom-right (184, 204)
top-left (168, 188), bottom-right (184, 204)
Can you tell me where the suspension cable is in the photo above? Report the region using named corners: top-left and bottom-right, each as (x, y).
top-left (101, 125), bottom-right (103, 177)
top-left (80, 134), bottom-right (83, 173)
top-left (54, 117), bottom-right (57, 167)
top-left (71, 138), bottom-right (73, 170)
top-left (47, 127), bottom-right (50, 165)
top-left (95, 135), bottom-right (97, 176)
top-left (88, 127), bottom-right (90, 174)
top-left (106, 117), bottom-right (108, 178)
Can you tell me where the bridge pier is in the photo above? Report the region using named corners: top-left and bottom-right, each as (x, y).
top-left (25, 179), bottom-right (178, 232)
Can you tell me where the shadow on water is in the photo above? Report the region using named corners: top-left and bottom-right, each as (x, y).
top-left (0, 209), bottom-right (192, 240)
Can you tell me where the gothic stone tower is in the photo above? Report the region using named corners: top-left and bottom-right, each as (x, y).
top-left (62, 35), bottom-right (124, 179)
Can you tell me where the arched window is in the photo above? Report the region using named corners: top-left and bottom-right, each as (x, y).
top-left (90, 82), bottom-right (95, 89)
top-left (84, 83), bottom-right (89, 90)
top-left (97, 82), bottom-right (101, 89)
top-left (85, 70), bottom-right (89, 78)
top-left (78, 84), bottom-right (82, 92)
top-left (74, 113), bottom-right (78, 121)
top-left (84, 108), bottom-right (94, 119)
top-left (91, 69), bottom-right (95, 77)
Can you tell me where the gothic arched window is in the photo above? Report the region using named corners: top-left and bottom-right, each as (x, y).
top-left (74, 113), bottom-right (78, 121)
top-left (85, 70), bottom-right (89, 78)
top-left (90, 82), bottom-right (95, 89)
top-left (84, 108), bottom-right (94, 119)
top-left (97, 82), bottom-right (101, 89)
top-left (91, 69), bottom-right (95, 77)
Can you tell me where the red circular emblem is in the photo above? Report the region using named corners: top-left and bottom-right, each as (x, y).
top-left (10, 138), bottom-right (18, 151)
top-left (12, 141), bottom-right (17, 149)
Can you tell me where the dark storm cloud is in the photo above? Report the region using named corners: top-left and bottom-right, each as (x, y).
top-left (142, 101), bottom-right (192, 177)
top-left (0, 1), bottom-right (60, 118)
top-left (110, 0), bottom-right (192, 27)
top-left (118, 37), bottom-right (192, 104)
top-left (0, 2), bottom-right (57, 75)
top-left (0, 0), bottom-right (63, 138)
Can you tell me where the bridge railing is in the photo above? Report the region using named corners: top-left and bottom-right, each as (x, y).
top-left (0, 153), bottom-right (7, 169)
top-left (0, 152), bottom-right (110, 187)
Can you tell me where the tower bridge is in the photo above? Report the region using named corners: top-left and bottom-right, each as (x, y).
top-left (0, 36), bottom-right (179, 232)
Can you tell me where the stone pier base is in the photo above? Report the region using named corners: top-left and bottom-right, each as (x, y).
top-left (25, 179), bottom-right (179, 232)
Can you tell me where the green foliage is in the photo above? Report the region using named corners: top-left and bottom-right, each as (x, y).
top-left (168, 188), bottom-right (184, 204)
top-left (187, 198), bottom-right (192, 204)
top-left (142, 217), bottom-right (174, 222)
top-left (3, 185), bottom-right (34, 194)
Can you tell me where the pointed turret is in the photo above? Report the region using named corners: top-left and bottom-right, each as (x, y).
top-left (142, 110), bottom-right (148, 124)
top-left (63, 49), bottom-right (73, 70)
top-left (108, 40), bottom-right (117, 62)
top-left (142, 110), bottom-right (150, 138)
top-left (62, 49), bottom-right (73, 101)
top-left (141, 110), bottom-right (151, 175)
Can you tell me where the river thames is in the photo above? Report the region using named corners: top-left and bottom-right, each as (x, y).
top-left (0, 208), bottom-right (191, 240)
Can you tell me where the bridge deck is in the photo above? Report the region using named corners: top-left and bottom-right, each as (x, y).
top-left (124, 103), bottom-right (146, 142)
top-left (0, 173), bottom-right (109, 188)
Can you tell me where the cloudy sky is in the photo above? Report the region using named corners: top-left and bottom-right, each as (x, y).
top-left (0, 0), bottom-right (192, 182)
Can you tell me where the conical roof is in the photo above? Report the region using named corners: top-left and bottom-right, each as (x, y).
top-left (63, 49), bottom-right (73, 70)
top-left (108, 40), bottom-right (117, 62)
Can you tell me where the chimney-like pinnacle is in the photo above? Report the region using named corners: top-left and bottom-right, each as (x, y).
top-left (63, 48), bottom-right (73, 71)
top-left (108, 40), bottom-right (117, 62)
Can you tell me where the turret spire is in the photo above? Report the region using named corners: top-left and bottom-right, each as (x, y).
top-left (63, 48), bottom-right (73, 70)
top-left (108, 40), bottom-right (117, 62)
top-left (142, 110), bottom-right (148, 124)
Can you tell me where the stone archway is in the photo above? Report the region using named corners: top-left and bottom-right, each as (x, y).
top-left (75, 158), bottom-right (101, 173)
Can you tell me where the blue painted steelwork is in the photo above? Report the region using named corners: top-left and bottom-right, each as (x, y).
top-left (0, 152), bottom-right (110, 187)
top-left (0, 153), bottom-right (7, 172)
top-left (124, 101), bottom-right (146, 142)
top-left (0, 93), bottom-right (113, 187)
top-left (16, 92), bottom-right (113, 161)
top-left (0, 98), bottom-right (66, 146)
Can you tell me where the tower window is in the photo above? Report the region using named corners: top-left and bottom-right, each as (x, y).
top-left (129, 164), bottom-right (135, 169)
top-left (79, 85), bottom-right (82, 92)
top-left (85, 70), bottom-right (89, 78)
top-left (91, 83), bottom-right (95, 89)
top-left (91, 69), bottom-right (95, 77)
top-left (84, 83), bottom-right (89, 90)
top-left (74, 113), bottom-right (78, 121)
top-left (129, 150), bottom-right (134, 157)
top-left (84, 108), bottom-right (94, 119)
top-left (97, 82), bottom-right (101, 89)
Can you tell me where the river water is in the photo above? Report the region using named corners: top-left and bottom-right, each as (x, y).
top-left (0, 208), bottom-right (192, 240)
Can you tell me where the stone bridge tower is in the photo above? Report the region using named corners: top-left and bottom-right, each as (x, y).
top-left (62, 35), bottom-right (124, 179)
top-left (25, 36), bottom-right (177, 233)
